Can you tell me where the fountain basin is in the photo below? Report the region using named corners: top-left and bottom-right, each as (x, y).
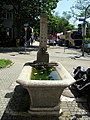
top-left (16, 62), bottom-right (75, 116)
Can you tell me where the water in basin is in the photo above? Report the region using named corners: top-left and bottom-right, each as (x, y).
top-left (31, 66), bottom-right (62, 80)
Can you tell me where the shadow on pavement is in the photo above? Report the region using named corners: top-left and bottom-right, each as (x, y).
top-left (0, 46), bottom-right (39, 54)
top-left (1, 85), bottom-right (59, 120)
top-left (1, 85), bottom-right (90, 120)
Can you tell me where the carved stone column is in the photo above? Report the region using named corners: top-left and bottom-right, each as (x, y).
top-left (37, 13), bottom-right (49, 63)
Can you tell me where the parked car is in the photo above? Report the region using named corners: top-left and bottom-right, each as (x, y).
top-left (81, 43), bottom-right (90, 54)
top-left (47, 39), bottom-right (56, 46)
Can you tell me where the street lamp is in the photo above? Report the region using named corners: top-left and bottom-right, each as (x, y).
top-left (79, 5), bottom-right (90, 56)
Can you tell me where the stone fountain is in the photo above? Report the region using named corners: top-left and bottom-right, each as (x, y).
top-left (16, 13), bottom-right (75, 116)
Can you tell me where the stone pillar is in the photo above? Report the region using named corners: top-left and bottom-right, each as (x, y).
top-left (37, 13), bottom-right (49, 63)
top-left (40, 13), bottom-right (48, 50)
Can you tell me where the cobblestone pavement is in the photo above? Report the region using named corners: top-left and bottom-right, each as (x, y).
top-left (0, 43), bottom-right (90, 120)
top-left (0, 62), bottom-right (23, 119)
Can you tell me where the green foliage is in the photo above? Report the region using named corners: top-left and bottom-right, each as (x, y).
top-left (70, 0), bottom-right (90, 19)
top-left (1, 0), bottom-right (60, 37)
top-left (1, 0), bottom-right (74, 37)
top-left (62, 11), bottom-right (71, 20)
top-left (85, 38), bottom-right (90, 40)
top-left (0, 59), bottom-right (12, 69)
top-left (3, 0), bottom-right (60, 25)
top-left (48, 14), bottom-right (74, 34)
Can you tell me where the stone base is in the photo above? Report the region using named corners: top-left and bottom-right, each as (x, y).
top-left (37, 50), bottom-right (49, 63)
top-left (28, 107), bottom-right (62, 116)
top-left (17, 62), bottom-right (75, 117)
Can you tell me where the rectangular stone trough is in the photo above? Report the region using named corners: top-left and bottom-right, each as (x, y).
top-left (16, 62), bottom-right (75, 116)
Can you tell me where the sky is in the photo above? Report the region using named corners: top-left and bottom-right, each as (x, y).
top-left (54, 0), bottom-right (90, 26)
top-left (54, 0), bottom-right (78, 26)
top-left (54, 0), bottom-right (76, 17)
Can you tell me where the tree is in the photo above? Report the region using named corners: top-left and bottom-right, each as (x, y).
top-left (70, 0), bottom-right (90, 19)
top-left (62, 11), bottom-right (71, 21)
top-left (0, 0), bottom-right (4, 25)
top-left (1, 0), bottom-right (60, 38)
top-left (1, 0), bottom-right (74, 39)
top-left (48, 14), bottom-right (74, 35)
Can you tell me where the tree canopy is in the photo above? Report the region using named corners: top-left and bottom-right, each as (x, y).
top-left (69, 0), bottom-right (90, 38)
top-left (0, 0), bottom-right (4, 25)
top-left (70, 0), bottom-right (90, 19)
top-left (0, 0), bottom-right (75, 38)
top-left (2, 0), bottom-right (59, 25)
top-left (48, 14), bottom-right (74, 34)
top-left (0, 0), bottom-right (60, 37)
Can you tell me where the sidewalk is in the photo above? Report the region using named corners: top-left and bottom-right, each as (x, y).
top-left (0, 43), bottom-right (90, 120)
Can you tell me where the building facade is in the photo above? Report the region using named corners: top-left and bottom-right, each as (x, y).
top-left (0, 4), bottom-right (16, 47)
